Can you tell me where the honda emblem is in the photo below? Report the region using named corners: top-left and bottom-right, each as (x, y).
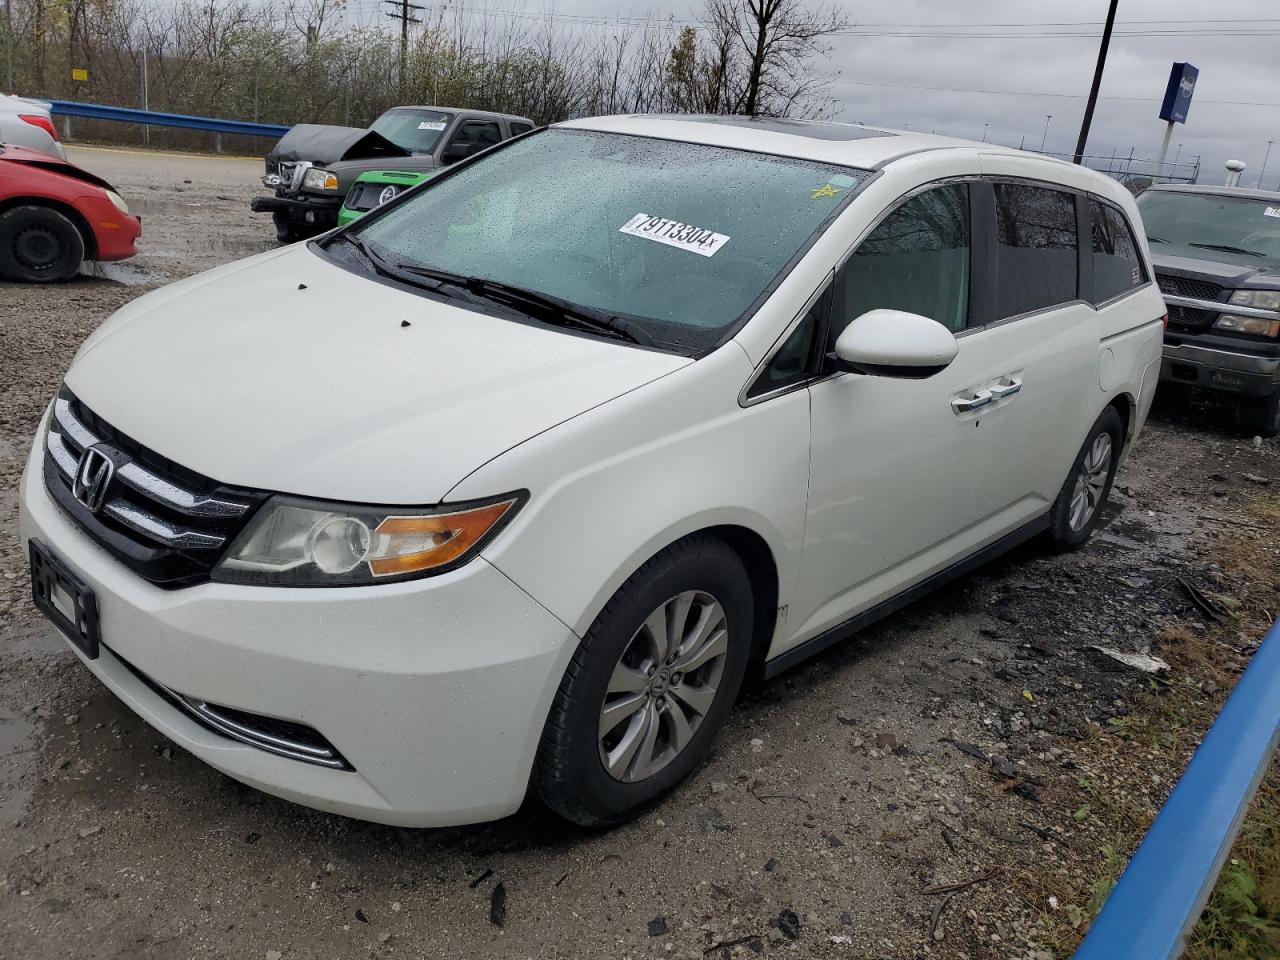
top-left (73, 445), bottom-right (115, 513)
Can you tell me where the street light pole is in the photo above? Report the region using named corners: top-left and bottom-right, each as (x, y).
top-left (1260, 140), bottom-right (1274, 189)
top-left (1074, 0), bottom-right (1120, 164)
top-left (982, 122), bottom-right (989, 142)
top-left (1041, 115), bottom-right (1053, 153)
top-left (4, 0), bottom-right (13, 91)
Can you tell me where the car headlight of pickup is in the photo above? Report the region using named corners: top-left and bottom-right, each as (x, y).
top-left (1228, 289), bottom-right (1280, 310)
top-left (302, 168), bottom-right (341, 192)
top-left (211, 493), bottom-right (524, 586)
top-left (1215, 291), bottom-right (1280, 337)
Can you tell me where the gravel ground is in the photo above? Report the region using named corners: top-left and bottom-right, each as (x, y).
top-left (1, 147), bottom-right (1278, 960)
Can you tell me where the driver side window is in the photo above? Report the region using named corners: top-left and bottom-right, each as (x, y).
top-left (830, 183), bottom-right (971, 347)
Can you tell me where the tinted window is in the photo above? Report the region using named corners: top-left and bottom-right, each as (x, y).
top-left (831, 183), bottom-right (970, 341)
top-left (509, 122), bottom-right (534, 136)
top-left (452, 121), bottom-right (503, 149)
top-left (747, 290), bottom-right (826, 399)
top-left (993, 183), bottom-right (1078, 318)
top-left (1090, 200), bottom-right (1146, 302)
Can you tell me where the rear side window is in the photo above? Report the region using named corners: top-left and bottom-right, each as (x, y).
top-left (1089, 200), bottom-right (1147, 302)
top-left (831, 183), bottom-right (971, 339)
top-left (509, 122), bottom-right (534, 136)
top-left (993, 183), bottom-right (1078, 318)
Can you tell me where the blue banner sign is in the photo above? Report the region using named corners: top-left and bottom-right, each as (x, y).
top-left (1159, 62), bottom-right (1198, 124)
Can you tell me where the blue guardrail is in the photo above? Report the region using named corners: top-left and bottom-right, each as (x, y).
top-left (47, 100), bottom-right (288, 139)
top-left (1075, 617), bottom-right (1280, 959)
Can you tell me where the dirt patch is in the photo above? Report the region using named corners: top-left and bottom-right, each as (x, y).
top-left (1, 149), bottom-right (1278, 960)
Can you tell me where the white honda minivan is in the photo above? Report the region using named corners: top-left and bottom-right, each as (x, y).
top-left (20, 115), bottom-right (1165, 827)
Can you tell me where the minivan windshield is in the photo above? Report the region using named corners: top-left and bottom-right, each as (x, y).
top-left (370, 108), bottom-right (453, 154)
top-left (344, 128), bottom-right (867, 351)
top-left (1136, 190), bottom-right (1280, 269)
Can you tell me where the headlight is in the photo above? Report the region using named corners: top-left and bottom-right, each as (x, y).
top-left (211, 493), bottom-right (524, 586)
top-left (1228, 289), bottom-right (1280, 310)
top-left (105, 190), bottom-right (129, 214)
top-left (302, 168), bottom-right (341, 192)
top-left (1214, 315), bottom-right (1280, 337)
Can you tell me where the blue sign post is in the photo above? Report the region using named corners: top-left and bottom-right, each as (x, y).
top-left (1156, 62), bottom-right (1198, 182)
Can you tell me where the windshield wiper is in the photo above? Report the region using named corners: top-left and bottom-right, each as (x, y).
top-left (393, 264), bottom-right (653, 346)
top-left (1188, 242), bottom-right (1266, 258)
top-left (1147, 235), bottom-right (1171, 244)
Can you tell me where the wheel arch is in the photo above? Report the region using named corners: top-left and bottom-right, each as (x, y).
top-left (0, 195), bottom-right (97, 260)
top-left (1106, 390), bottom-right (1136, 447)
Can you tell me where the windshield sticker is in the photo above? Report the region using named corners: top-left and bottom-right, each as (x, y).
top-left (619, 214), bottom-right (730, 257)
top-left (1265, 206), bottom-right (1280, 218)
top-left (417, 120), bottom-right (447, 131)
top-left (811, 184), bottom-right (843, 199)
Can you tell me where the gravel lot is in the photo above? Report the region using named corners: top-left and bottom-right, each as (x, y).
top-left (1, 146), bottom-right (1277, 960)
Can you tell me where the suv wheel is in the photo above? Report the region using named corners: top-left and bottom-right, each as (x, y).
top-left (534, 535), bottom-right (753, 826)
top-left (0, 205), bottom-right (85, 283)
top-left (1240, 394), bottom-right (1280, 439)
top-left (1048, 406), bottom-right (1124, 550)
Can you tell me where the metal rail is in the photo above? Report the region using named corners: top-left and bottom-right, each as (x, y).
top-left (46, 100), bottom-right (287, 147)
top-left (1074, 617), bottom-right (1280, 959)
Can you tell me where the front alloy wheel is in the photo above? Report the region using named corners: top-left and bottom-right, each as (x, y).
top-left (534, 535), bottom-right (752, 826)
top-left (599, 591), bottom-right (729, 782)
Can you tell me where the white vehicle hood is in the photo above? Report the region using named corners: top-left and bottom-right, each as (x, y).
top-left (65, 245), bottom-right (689, 504)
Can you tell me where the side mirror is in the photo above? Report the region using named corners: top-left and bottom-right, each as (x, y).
top-left (441, 142), bottom-right (475, 164)
top-left (830, 309), bottom-right (958, 379)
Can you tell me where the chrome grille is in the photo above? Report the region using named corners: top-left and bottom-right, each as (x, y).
top-left (43, 388), bottom-right (266, 588)
top-left (1156, 274), bottom-right (1224, 303)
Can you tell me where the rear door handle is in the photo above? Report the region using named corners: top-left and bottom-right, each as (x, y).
top-left (951, 390), bottom-right (993, 414)
top-left (989, 377), bottom-right (1022, 400)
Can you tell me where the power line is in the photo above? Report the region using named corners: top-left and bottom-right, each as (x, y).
top-left (831, 77), bottom-right (1280, 110)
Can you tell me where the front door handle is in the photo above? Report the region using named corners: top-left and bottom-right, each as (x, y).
top-left (989, 377), bottom-right (1022, 400)
top-left (951, 389), bottom-right (993, 414)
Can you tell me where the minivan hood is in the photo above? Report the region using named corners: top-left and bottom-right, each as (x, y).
top-left (65, 245), bottom-right (688, 504)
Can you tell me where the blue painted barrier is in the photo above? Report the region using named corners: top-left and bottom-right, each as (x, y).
top-left (47, 100), bottom-right (288, 139)
top-left (1075, 617), bottom-right (1280, 959)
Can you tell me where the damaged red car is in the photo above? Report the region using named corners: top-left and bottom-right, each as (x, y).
top-left (0, 143), bottom-right (140, 282)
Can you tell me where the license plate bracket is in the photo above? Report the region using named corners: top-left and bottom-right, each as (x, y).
top-left (29, 540), bottom-right (101, 660)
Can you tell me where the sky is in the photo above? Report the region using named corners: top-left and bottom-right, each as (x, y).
top-left (351, 0), bottom-right (1280, 188)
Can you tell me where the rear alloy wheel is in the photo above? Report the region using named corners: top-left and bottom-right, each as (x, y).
top-left (0, 205), bottom-right (85, 283)
top-left (535, 535), bottom-right (752, 826)
top-left (1239, 393), bottom-right (1280, 439)
top-left (1048, 406), bottom-right (1124, 550)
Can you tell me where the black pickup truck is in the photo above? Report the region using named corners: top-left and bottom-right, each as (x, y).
top-left (251, 106), bottom-right (534, 242)
top-left (1137, 183), bottom-right (1280, 436)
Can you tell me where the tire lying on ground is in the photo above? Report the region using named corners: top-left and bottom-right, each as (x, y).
top-left (0, 205), bottom-right (86, 283)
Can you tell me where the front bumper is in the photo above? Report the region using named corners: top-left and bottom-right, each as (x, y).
top-left (1161, 341), bottom-right (1280, 398)
top-left (250, 193), bottom-right (342, 229)
top-left (19, 431), bottom-right (577, 827)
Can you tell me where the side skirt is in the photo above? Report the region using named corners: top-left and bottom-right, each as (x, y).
top-left (762, 513), bottom-right (1051, 680)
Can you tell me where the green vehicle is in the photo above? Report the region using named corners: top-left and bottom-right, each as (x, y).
top-left (337, 169), bottom-right (435, 227)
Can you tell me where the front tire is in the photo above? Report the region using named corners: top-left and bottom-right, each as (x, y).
top-left (533, 535), bottom-right (753, 826)
top-left (1240, 393), bottom-right (1280, 439)
top-left (0, 205), bottom-right (85, 283)
top-left (1048, 406), bottom-right (1124, 550)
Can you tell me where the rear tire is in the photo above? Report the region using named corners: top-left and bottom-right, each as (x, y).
top-left (1240, 393), bottom-right (1280, 439)
top-left (1047, 406), bottom-right (1124, 551)
top-left (533, 535), bottom-right (753, 826)
top-left (0, 205), bottom-right (85, 283)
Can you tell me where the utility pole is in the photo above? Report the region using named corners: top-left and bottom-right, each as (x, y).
top-left (1074, 0), bottom-right (1119, 164)
top-left (1041, 114), bottom-right (1052, 153)
top-left (384, 0), bottom-right (424, 95)
top-left (1260, 140), bottom-right (1274, 189)
top-left (982, 122), bottom-right (989, 142)
top-left (4, 0), bottom-right (13, 90)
